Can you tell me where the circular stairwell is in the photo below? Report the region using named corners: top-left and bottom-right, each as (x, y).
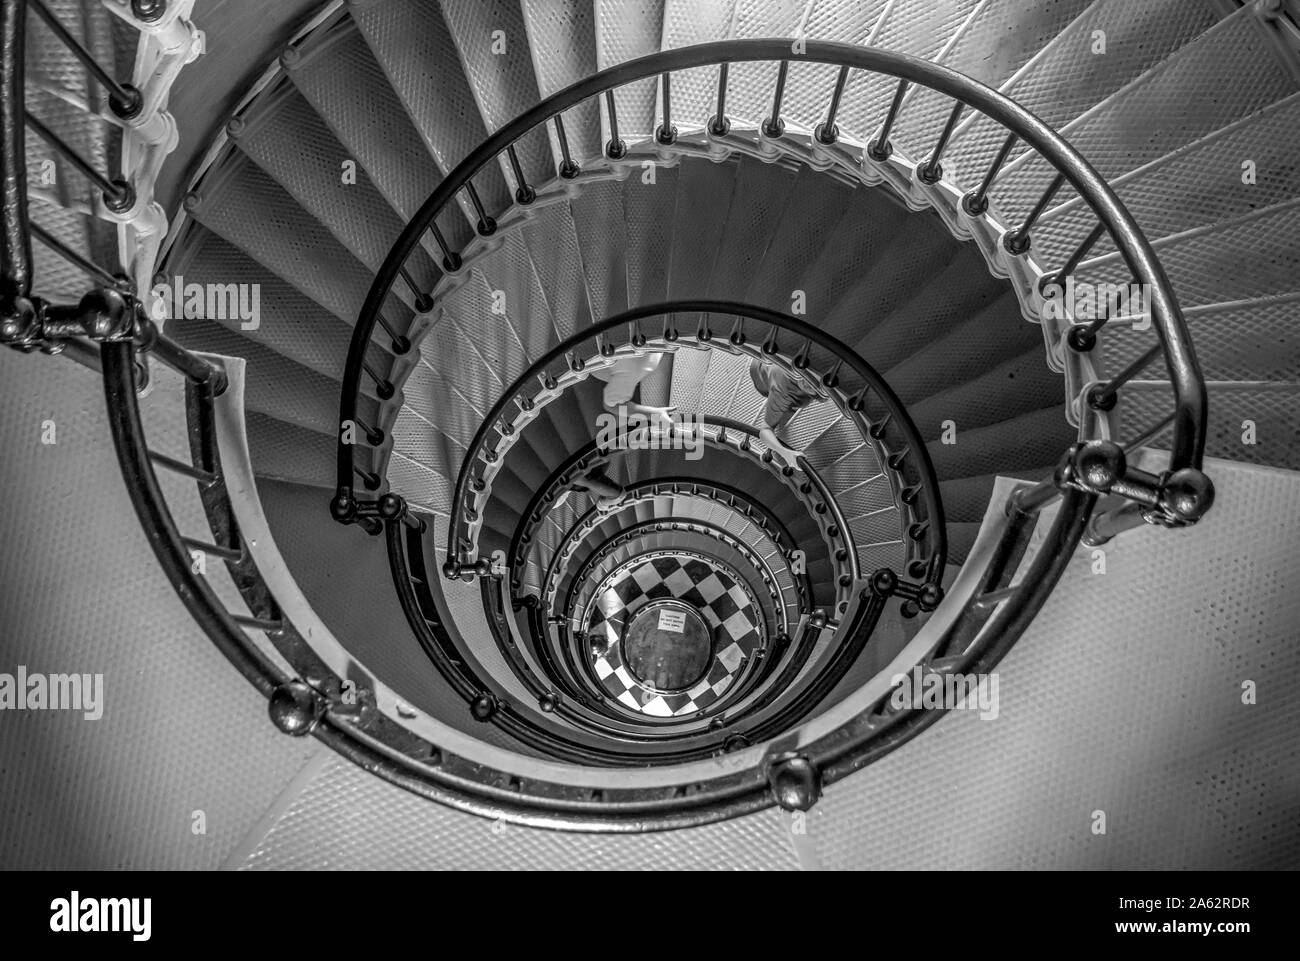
top-left (10, 0), bottom-right (1298, 832)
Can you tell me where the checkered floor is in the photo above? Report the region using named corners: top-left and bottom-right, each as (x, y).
top-left (585, 554), bottom-right (763, 718)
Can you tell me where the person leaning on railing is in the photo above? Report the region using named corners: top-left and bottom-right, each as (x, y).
top-left (749, 358), bottom-right (828, 469)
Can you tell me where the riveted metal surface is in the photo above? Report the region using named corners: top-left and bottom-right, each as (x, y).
top-left (26, 197), bottom-right (114, 300)
top-left (947, 0), bottom-right (1221, 213)
top-left (668, 343), bottom-right (714, 413)
top-left (794, 187), bottom-right (913, 329)
top-left (594, 0), bottom-right (665, 140)
top-left (994, 7), bottom-right (1299, 233)
top-left (1121, 384), bottom-right (1300, 470)
top-left (233, 84), bottom-right (437, 282)
top-left (244, 411), bottom-right (338, 489)
top-left (853, 246), bottom-right (1008, 372)
top-left (893, 0), bottom-right (1094, 164)
top-left (387, 403), bottom-right (467, 479)
top-left (666, 157), bottom-right (741, 299)
top-left (168, 227), bottom-right (389, 385)
top-left (707, 157), bottom-right (799, 299)
top-left (882, 290), bottom-right (1042, 406)
top-left (519, 203), bottom-right (595, 341)
top-left (833, 0), bottom-right (983, 145)
top-left (404, 352), bottom-right (489, 443)
top-left (521, 0), bottom-right (602, 164)
top-left (659, 0), bottom-right (734, 130)
top-left (418, 305), bottom-right (501, 420)
top-left (570, 178), bottom-right (629, 318)
top-left (1102, 293), bottom-right (1300, 385)
top-left (168, 317), bottom-right (380, 438)
top-left (439, 267), bottom-right (533, 390)
top-left (187, 156), bottom-right (380, 325)
top-left (744, 166), bottom-right (850, 312)
top-left (1035, 92), bottom-right (1300, 268)
top-left (691, 349), bottom-right (748, 417)
top-left (241, 753), bottom-right (798, 868)
top-left (0, 352), bottom-right (322, 870)
top-left (624, 162), bottom-right (680, 306)
top-left (286, 22), bottom-right (476, 242)
top-left (438, 0), bottom-right (555, 187)
top-left (387, 448), bottom-right (454, 515)
top-left (809, 458), bottom-right (1300, 869)
top-left (1077, 199), bottom-right (1300, 309)
top-left (926, 405), bottom-right (1074, 480)
top-left (350, 0), bottom-right (511, 212)
top-left (909, 350), bottom-right (1064, 437)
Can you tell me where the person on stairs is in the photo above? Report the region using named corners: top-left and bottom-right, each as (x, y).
top-left (591, 350), bottom-right (677, 433)
top-left (574, 467), bottom-right (628, 515)
top-left (749, 358), bottom-right (828, 469)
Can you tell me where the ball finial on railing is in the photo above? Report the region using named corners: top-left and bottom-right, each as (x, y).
top-left (766, 753), bottom-right (821, 812)
top-left (1161, 467), bottom-right (1215, 524)
top-left (1072, 439), bottom-right (1126, 493)
top-left (268, 680), bottom-right (323, 736)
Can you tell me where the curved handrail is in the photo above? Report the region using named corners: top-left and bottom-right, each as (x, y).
top-left (437, 300), bottom-right (941, 591)
top-left (336, 40), bottom-right (1206, 511)
top-left (506, 413), bottom-right (856, 611)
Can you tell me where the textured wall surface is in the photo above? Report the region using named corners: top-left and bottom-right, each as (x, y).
top-left (0, 351), bottom-right (320, 870)
top-left (2, 342), bottom-right (1296, 869)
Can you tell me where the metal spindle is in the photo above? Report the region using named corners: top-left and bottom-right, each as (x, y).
top-left (709, 63), bottom-right (730, 136)
top-left (918, 101), bottom-right (964, 184)
top-left (25, 113), bottom-right (133, 210)
top-left (763, 60), bottom-right (789, 138)
top-left (553, 115), bottom-right (579, 179)
top-left (374, 310), bottom-right (409, 354)
top-left (815, 66), bottom-right (850, 145)
top-left (399, 265), bottom-right (433, 312)
top-left (867, 79), bottom-right (909, 161)
top-left (603, 90), bottom-right (626, 159)
top-left (27, 0), bottom-right (142, 117)
top-left (962, 132), bottom-right (1018, 216)
top-left (361, 358), bottom-right (395, 399)
top-left (464, 182), bottom-right (497, 234)
top-left (1087, 343), bottom-right (1163, 411)
top-left (1004, 173), bottom-right (1065, 255)
top-left (29, 222), bottom-right (121, 286)
top-left (1052, 222), bottom-right (1106, 291)
top-left (506, 145), bottom-right (536, 204)
top-left (428, 223), bottom-right (461, 272)
top-left (353, 417), bottom-right (384, 446)
top-left (656, 72), bottom-right (676, 145)
top-left (353, 464), bottom-right (381, 490)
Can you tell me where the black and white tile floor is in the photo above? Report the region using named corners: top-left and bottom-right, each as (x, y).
top-left (585, 554), bottom-right (764, 718)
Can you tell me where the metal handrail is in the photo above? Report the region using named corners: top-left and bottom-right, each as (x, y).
top-left (436, 301), bottom-right (942, 591)
top-left (336, 40), bottom-right (1206, 497)
top-left (506, 414), bottom-right (856, 610)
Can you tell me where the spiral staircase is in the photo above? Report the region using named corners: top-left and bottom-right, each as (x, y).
top-left (2, 0), bottom-right (1298, 867)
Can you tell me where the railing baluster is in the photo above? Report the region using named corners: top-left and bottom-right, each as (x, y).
top-left (361, 358), bottom-right (395, 400)
top-left (917, 101), bottom-right (964, 184)
top-left (506, 145), bottom-right (536, 204)
top-left (1086, 343), bottom-right (1163, 411)
top-left (603, 90), bottom-right (626, 159)
top-left (428, 223), bottom-right (461, 272)
top-left (867, 79), bottom-right (909, 162)
top-left (353, 416), bottom-right (384, 446)
top-left (708, 62), bottom-right (730, 136)
top-left (1004, 173), bottom-right (1065, 255)
top-left (962, 132), bottom-right (1018, 216)
top-left (1125, 410), bottom-right (1177, 452)
top-left (815, 65), bottom-right (850, 146)
top-left (463, 182), bottom-right (497, 234)
top-left (27, 0), bottom-right (141, 117)
top-left (656, 72), bottom-right (676, 145)
top-left (398, 265), bottom-right (433, 313)
top-left (25, 113), bottom-right (134, 211)
top-left (29, 222), bottom-right (121, 287)
top-left (374, 310), bottom-right (410, 355)
top-left (763, 60), bottom-right (789, 138)
top-left (553, 115), bottom-right (579, 179)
